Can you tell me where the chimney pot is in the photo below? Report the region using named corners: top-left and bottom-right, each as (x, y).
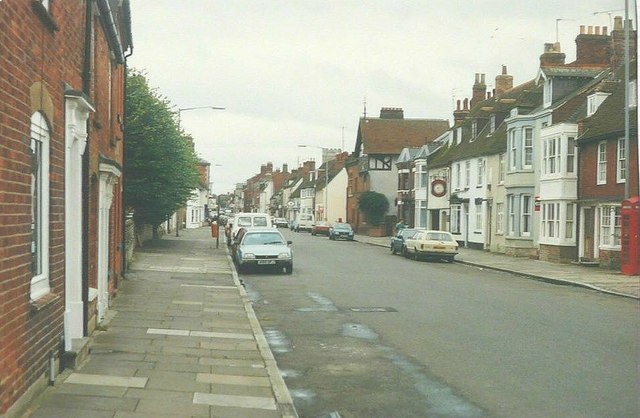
top-left (580, 25), bottom-right (585, 34)
top-left (502, 65), bottom-right (507, 75)
top-left (456, 99), bottom-right (461, 110)
top-left (588, 25), bottom-right (593, 34)
top-left (603, 26), bottom-right (608, 36)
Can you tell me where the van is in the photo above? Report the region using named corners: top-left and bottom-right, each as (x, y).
top-left (228, 212), bottom-right (273, 244)
top-left (295, 214), bottom-right (314, 232)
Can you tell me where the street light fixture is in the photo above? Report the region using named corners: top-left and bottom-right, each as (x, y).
top-left (299, 145), bottom-right (329, 222)
top-left (175, 105), bottom-right (225, 236)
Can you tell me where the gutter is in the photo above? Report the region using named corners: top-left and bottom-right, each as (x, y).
top-left (96, 0), bottom-right (125, 64)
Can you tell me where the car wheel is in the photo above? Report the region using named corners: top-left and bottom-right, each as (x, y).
top-left (413, 250), bottom-right (420, 261)
top-left (236, 263), bottom-right (244, 274)
top-left (391, 246), bottom-right (396, 254)
top-left (284, 264), bottom-right (293, 274)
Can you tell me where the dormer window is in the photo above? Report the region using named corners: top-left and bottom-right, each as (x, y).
top-left (543, 78), bottom-right (553, 108)
top-left (489, 115), bottom-right (496, 134)
top-left (471, 121), bottom-right (477, 140)
top-left (587, 92), bottom-right (611, 117)
top-left (456, 127), bottom-right (462, 144)
top-left (629, 80), bottom-right (637, 108)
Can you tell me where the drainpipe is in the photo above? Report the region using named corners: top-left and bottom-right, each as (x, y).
top-left (122, 37), bottom-right (133, 279)
top-left (81, 0), bottom-right (94, 337)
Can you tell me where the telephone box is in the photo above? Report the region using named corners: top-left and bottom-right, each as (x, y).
top-left (211, 221), bottom-right (218, 238)
top-left (620, 196), bottom-right (640, 275)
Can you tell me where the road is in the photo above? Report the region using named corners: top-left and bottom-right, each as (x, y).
top-left (239, 228), bottom-right (640, 418)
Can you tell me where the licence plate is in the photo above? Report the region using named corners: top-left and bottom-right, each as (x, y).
top-left (257, 260), bottom-right (276, 265)
top-left (433, 246), bottom-right (445, 250)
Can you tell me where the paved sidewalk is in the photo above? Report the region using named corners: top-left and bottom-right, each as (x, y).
top-left (355, 234), bottom-right (640, 300)
top-left (22, 227), bottom-right (297, 418)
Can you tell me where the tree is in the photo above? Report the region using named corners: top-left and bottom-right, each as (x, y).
top-left (357, 191), bottom-right (389, 226)
top-left (124, 69), bottom-right (200, 231)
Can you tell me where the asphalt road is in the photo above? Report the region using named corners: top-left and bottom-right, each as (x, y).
top-left (240, 228), bottom-right (640, 418)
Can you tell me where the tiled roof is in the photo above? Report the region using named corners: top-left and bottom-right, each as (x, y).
top-left (356, 117), bottom-right (449, 155)
top-left (428, 81), bottom-right (544, 169)
top-left (540, 66), bottom-right (607, 78)
top-left (579, 60), bottom-right (638, 142)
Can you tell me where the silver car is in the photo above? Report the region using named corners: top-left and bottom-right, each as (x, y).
top-left (233, 227), bottom-right (293, 274)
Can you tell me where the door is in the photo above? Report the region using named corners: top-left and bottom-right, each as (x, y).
top-left (583, 207), bottom-right (594, 260)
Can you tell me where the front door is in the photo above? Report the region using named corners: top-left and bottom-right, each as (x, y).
top-left (583, 207), bottom-right (595, 260)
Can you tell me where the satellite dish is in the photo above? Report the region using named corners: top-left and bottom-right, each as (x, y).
top-left (287, 201), bottom-right (295, 207)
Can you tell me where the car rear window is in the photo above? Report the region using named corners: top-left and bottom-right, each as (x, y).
top-left (237, 217), bottom-right (252, 227)
top-left (253, 217), bottom-right (268, 226)
top-left (426, 232), bottom-right (453, 241)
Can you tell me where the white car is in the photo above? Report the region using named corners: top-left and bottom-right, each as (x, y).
top-left (228, 212), bottom-right (273, 245)
top-left (404, 230), bottom-right (459, 262)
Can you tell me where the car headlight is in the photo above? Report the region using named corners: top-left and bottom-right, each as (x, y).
top-left (277, 252), bottom-right (290, 259)
top-left (243, 253), bottom-right (256, 259)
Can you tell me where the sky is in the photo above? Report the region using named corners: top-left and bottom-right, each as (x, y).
top-left (128, 0), bottom-right (635, 195)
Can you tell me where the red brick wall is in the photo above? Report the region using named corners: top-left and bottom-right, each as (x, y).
top-left (0, 1), bottom-right (84, 414)
top-left (578, 137), bottom-right (639, 199)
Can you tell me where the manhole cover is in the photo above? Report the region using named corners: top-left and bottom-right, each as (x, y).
top-left (349, 307), bottom-right (397, 312)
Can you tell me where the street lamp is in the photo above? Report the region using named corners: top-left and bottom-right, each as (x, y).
top-left (211, 163), bottom-right (223, 248)
top-left (299, 145), bottom-right (329, 222)
top-left (175, 105), bottom-right (225, 236)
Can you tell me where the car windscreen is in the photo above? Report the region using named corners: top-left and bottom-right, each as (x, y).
top-left (334, 224), bottom-right (351, 230)
top-left (401, 229), bottom-right (417, 238)
top-left (243, 233), bottom-right (285, 245)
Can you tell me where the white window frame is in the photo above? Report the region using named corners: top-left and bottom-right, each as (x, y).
top-left (498, 153), bottom-right (505, 183)
top-left (617, 138), bottom-right (626, 183)
top-left (521, 195), bottom-right (532, 236)
top-left (30, 112), bottom-right (51, 300)
top-left (508, 129), bottom-right (517, 170)
top-left (543, 78), bottom-right (552, 108)
top-left (418, 164), bottom-right (428, 188)
top-left (475, 203), bottom-right (482, 232)
top-left (489, 115), bottom-right (496, 134)
top-left (629, 80), bottom-right (638, 108)
top-left (455, 163), bottom-right (461, 189)
top-left (566, 136), bottom-right (576, 174)
top-left (496, 202), bottom-right (504, 234)
top-left (451, 204), bottom-right (461, 234)
top-left (465, 160), bottom-right (471, 188)
top-left (597, 141), bottom-right (607, 185)
top-left (507, 195), bottom-right (515, 236)
top-left (599, 205), bottom-right (621, 248)
top-left (418, 200), bottom-right (427, 228)
top-left (522, 127), bottom-right (533, 169)
top-left (566, 203), bottom-right (575, 239)
top-left (477, 158), bottom-right (484, 186)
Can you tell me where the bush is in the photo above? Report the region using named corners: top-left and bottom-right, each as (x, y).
top-left (358, 191), bottom-right (389, 226)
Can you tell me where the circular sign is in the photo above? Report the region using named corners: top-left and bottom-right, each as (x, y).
top-left (287, 201), bottom-right (295, 207)
top-left (431, 179), bottom-right (447, 197)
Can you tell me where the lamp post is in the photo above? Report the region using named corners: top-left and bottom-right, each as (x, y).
top-left (299, 145), bottom-right (329, 222)
top-left (211, 163), bottom-right (222, 248)
top-left (175, 105), bottom-right (225, 236)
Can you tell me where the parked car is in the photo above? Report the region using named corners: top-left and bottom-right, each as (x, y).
top-left (233, 227), bottom-right (293, 274)
top-left (404, 230), bottom-right (458, 262)
top-left (229, 212), bottom-right (273, 245)
top-left (328, 223), bottom-right (354, 241)
top-left (390, 228), bottom-right (421, 256)
top-left (311, 221), bottom-right (331, 236)
top-left (274, 217), bottom-right (289, 228)
top-left (295, 214), bottom-right (314, 232)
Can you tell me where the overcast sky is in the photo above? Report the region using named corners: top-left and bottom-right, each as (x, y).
top-left (128, 0), bottom-right (634, 194)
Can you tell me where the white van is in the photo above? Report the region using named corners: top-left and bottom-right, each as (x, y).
top-left (295, 214), bottom-right (314, 232)
top-left (228, 212), bottom-right (273, 244)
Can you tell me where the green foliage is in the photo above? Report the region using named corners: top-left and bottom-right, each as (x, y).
top-left (357, 191), bottom-right (389, 226)
top-left (124, 69), bottom-right (200, 228)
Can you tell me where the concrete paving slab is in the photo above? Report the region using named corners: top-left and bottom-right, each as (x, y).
top-left (199, 357), bottom-right (265, 368)
top-left (199, 340), bottom-right (258, 351)
top-left (207, 384), bottom-right (275, 398)
top-left (135, 398), bottom-right (211, 416)
top-left (136, 370), bottom-right (209, 392)
top-left (209, 365), bottom-right (269, 377)
top-left (28, 406), bottom-right (117, 418)
top-left (123, 388), bottom-right (195, 401)
top-left (147, 328), bottom-right (191, 336)
top-left (144, 353), bottom-right (200, 365)
top-left (193, 392), bottom-right (277, 410)
top-left (34, 393), bottom-right (139, 411)
top-left (191, 330), bottom-right (254, 340)
top-left (66, 373), bottom-right (148, 388)
top-left (196, 373), bottom-right (272, 387)
top-left (53, 383), bottom-right (128, 397)
top-left (209, 405), bottom-right (285, 418)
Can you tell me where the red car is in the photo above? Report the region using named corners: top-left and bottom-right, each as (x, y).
top-left (311, 221), bottom-right (331, 236)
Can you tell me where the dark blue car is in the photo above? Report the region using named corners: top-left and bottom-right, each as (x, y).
top-left (390, 228), bottom-right (420, 255)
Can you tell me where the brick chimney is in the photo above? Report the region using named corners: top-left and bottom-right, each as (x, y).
top-left (575, 25), bottom-right (612, 65)
top-left (611, 16), bottom-right (637, 67)
top-left (540, 42), bottom-right (566, 66)
top-left (379, 107), bottom-right (404, 119)
top-left (495, 65), bottom-right (513, 97)
top-left (471, 73), bottom-right (486, 107)
top-left (453, 99), bottom-right (469, 125)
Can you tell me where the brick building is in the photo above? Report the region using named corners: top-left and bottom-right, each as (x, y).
top-left (0, 2), bottom-right (132, 416)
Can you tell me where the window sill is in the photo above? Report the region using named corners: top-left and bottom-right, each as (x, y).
top-left (32, 0), bottom-right (59, 32)
top-left (30, 292), bottom-right (61, 313)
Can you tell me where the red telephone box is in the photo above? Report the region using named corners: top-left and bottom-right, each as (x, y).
top-left (620, 196), bottom-right (640, 275)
